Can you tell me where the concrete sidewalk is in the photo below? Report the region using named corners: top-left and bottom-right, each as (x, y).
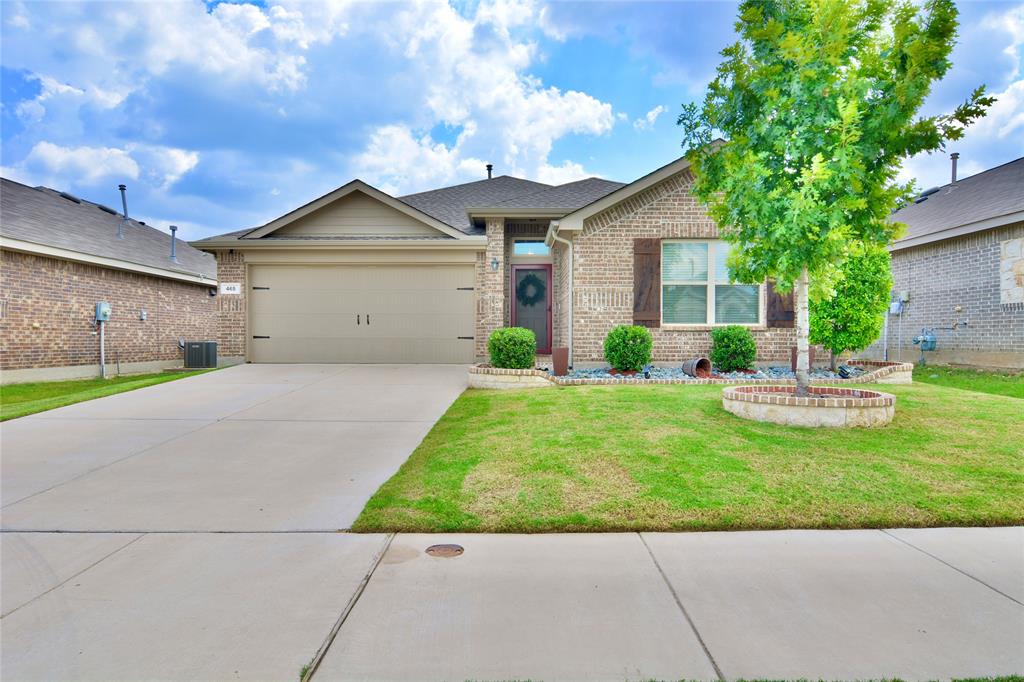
top-left (6, 527), bottom-right (1018, 681)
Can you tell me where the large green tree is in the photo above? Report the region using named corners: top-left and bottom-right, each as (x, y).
top-left (810, 246), bottom-right (893, 369)
top-left (679, 0), bottom-right (992, 395)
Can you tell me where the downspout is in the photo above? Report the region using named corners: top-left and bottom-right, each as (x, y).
top-left (547, 220), bottom-right (573, 368)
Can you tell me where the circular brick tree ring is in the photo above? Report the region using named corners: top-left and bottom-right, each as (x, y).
top-left (722, 385), bottom-right (895, 428)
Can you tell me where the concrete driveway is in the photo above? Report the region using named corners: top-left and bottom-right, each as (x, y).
top-left (1, 364), bottom-right (465, 680)
top-left (2, 363), bottom-right (467, 531)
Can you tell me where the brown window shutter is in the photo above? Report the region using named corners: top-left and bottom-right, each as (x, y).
top-left (766, 280), bottom-right (795, 328)
top-left (633, 238), bottom-right (661, 328)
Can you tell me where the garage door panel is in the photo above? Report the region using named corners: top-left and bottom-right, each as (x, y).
top-left (248, 264), bottom-right (475, 363)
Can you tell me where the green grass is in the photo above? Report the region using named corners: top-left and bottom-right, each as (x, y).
top-left (0, 370), bottom-right (213, 421)
top-left (353, 381), bottom-right (1024, 533)
top-left (913, 365), bottom-right (1023, 399)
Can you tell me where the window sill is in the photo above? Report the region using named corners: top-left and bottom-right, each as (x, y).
top-left (661, 323), bottom-right (767, 332)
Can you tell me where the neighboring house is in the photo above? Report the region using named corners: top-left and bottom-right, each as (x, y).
top-left (863, 156), bottom-right (1024, 369)
top-left (194, 156), bottom-right (799, 366)
top-left (0, 178), bottom-right (219, 383)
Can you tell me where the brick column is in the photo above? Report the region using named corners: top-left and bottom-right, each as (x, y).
top-left (475, 217), bottom-right (505, 359)
top-left (214, 250), bottom-right (247, 360)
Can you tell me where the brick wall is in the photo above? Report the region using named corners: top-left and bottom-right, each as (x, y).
top-left (572, 169), bottom-right (797, 363)
top-left (475, 218), bottom-right (505, 358)
top-left (0, 249), bottom-right (217, 372)
top-left (213, 250), bottom-right (247, 359)
top-left (862, 222), bottom-right (1024, 368)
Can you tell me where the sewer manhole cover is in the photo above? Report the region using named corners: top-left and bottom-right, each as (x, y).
top-left (425, 544), bottom-right (464, 558)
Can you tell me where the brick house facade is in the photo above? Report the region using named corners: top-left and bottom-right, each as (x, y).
top-left (1, 178), bottom-right (219, 383)
top-left (196, 157), bottom-right (802, 366)
top-left (863, 222), bottom-right (1024, 368)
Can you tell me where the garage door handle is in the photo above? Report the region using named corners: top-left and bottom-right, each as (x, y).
top-left (357, 314), bottom-right (360, 325)
top-left (457, 336), bottom-right (474, 340)
top-left (253, 335), bottom-right (270, 339)
top-left (366, 314), bottom-right (370, 326)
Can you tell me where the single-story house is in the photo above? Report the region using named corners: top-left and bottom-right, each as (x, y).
top-left (193, 156), bottom-right (800, 366)
top-left (0, 178), bottom-right (219, 383)
top-left (863, 155), bottom-right (1024, 369)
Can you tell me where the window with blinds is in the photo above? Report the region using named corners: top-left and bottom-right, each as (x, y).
top-left (662, 240), bottom-right (760, 325)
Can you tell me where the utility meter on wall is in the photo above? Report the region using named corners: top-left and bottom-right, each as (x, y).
top-left (95, 301), bottom-right (111, 322)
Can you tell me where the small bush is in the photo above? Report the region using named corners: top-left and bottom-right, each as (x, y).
top-left (604, 325), bottom-right (653, 372)
top-left (710, 325), bottom-right (757, 372)
top-left (488, 327), bottom-right (536, 369)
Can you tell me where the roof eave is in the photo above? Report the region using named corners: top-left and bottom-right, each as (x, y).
top-left (890, 209), bottom-right (1024, 251)
top-left (1, 235), bottom-right (217, 285)
top-left (191, 237), bottom-right (486, 250)
top-left (466, 208), bottom-right (575, 219)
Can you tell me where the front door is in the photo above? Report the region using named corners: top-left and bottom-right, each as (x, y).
top-left (511, 264), bottom-right (552, 354)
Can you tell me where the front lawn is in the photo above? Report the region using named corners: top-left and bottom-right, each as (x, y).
top-left (913, 365), bottom-right (1023, 399)
top-left (1, 370), bottom-right (212, 421)
top-left (353, 382), bottom-right (1024, 533)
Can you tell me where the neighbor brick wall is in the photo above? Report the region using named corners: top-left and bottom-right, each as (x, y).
top-left (0, 249), bottom-right (217, 371)
top-left (862, 222), bottom-right (1024, 368)
top-left (571, 169), bottom-right (798, 363)
top-left (213, 250), bottom-right (247, 359)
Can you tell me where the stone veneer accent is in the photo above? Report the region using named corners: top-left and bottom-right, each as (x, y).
top-left (863, 222), bottom-right (1024, 368)
top-left (1, 249), bottom-right (217, 377)
top-left (722, 385), bottom-right (896, 427)
top-left (571, 169), bottom-right (800, 363)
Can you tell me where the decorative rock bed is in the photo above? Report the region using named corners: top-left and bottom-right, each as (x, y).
top-left (469, 360), bottom-right (912, 389)
top-left (722, 385), bottom-right (896, 428)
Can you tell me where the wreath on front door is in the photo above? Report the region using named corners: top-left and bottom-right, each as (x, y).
top-left (516, 272), bottom-right (546, 307)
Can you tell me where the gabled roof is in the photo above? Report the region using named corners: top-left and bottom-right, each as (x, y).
top-left (0, 177), bottom-right (216, 283)
top-left (240, 180), bottom-right (469, 240)
top-left (399, 175), bottom-right (553, 233)
top-left (550, 155), bottom-right (696, 235)
top-left (890, 156), bottom-right (1024, 250)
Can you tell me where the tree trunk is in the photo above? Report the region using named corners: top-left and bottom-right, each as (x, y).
top-left (794, 266), bottom-right (811, 397)
top-left (830, 350), bottom-right (838, 372)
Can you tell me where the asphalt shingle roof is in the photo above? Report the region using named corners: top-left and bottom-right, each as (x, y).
top-left (891, 156), bottom-right (1024, 245)
top-left (398, 175), bottom-right (553, 233)
top-left (1, 177), bottom-right (216, 280)
top-left (488, 177), bottom-right (627, 209)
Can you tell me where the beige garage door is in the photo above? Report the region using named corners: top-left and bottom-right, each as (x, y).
top-left (248, 264), bottom-right (475, 363)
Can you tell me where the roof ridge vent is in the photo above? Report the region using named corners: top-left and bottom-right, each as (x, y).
top-left (97, 204), bottom-right (117, 215)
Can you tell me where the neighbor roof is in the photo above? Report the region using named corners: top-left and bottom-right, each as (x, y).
top-left (0, 178), bottom-right (216, 283)
top-left (890, 156), bottom-right (1024, 250)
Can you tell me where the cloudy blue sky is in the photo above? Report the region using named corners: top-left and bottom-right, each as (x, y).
top-left (2, 0), bottom-right (1022, 240)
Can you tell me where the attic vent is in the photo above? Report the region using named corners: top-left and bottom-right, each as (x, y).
top-left (97, 204), bottom-right (117, 215)
top-left (913, 186), bottom-right (940, 204)
top-left (58, 191), bottom-right (82, 204)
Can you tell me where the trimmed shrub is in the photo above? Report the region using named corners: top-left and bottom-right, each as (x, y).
top-left (710, 325), bottom-right (757, 372)
top-left (488, 327), bottom-right (536, 369)
top-left (604, 325), bottom-right (653, 372)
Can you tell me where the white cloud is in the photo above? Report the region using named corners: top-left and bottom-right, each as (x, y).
top-left (9, 141), bottom-right (199, 189)
top-left (536, 160), bottom-right (591, 185)
top-left (633, 104), bottom-right (667, 130)
top-left (22, 141), bottom-right (140, 184)
top-left (350, 1), bottom-right (613, 193)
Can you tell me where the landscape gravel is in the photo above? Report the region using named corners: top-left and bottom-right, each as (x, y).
top-left (555, 365), bottom-right (867, 381)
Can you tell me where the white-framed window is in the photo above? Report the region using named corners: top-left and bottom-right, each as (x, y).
top-left (661, 240), bottom-right (761, 325)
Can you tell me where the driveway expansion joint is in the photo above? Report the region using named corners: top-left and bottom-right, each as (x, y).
top-left (638, 533), bottom-right (726, 681)
top-left (880, 529), bottom-right (1024, 607)
top-left (1, 532), bottom-right (146, 619)
top-left (302, 532), bottom-right (395, 682)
